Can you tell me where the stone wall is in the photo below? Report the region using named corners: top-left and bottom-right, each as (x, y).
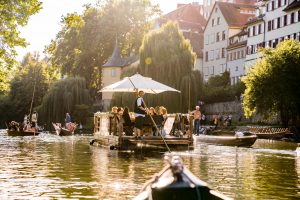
top-left (202, 101), bottom-right (279, 124)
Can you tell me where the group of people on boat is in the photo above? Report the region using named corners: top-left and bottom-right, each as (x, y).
top-left (7, 111), bottom-right (39, 132)
top-left (109, 90), bottom-right (169, 137)
top-left (53, 113), bottom-right (77, 133)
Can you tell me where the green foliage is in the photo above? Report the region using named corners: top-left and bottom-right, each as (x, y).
top-left (137, 21), bottom-right (201, 112)
top-left (201, 71), bottom-right (243, 104)
top-left (46, 0), bottom-right (160, 98)
top-left (0, 53), bottom-right (49, 124)
top-left (37, 77), bottom-right (92, 127)
top-left (0, 0), bottom-right (42, 88)
top-left (207, 70), bottom-right (230, 87)
top-left (242, 40), bottom-right (300, 127)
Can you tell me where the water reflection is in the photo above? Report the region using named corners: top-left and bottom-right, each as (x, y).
top-left (0, 130), bottom-right (300, 199)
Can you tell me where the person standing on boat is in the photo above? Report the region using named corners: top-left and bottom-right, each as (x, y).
top-left (190, 106), bottom-right (201, 135)
top-left (31, 111), bottom-right (38, 131)
top-left (66, 113), bottom-right (71, 129)
top-left (134, 90), bottom-right (148, 137)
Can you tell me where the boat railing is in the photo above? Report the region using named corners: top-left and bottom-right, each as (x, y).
top-left (93, 112), bottom-right (194, 138)
top-left (247, 126), bottom-right (289, 134)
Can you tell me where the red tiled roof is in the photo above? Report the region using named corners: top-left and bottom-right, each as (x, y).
top-left (183, 32), bottom-right (203, 58)
top-left (160, 3), bottom-right (206, 29)
top-left (217, 2), bottom-right (256, 27)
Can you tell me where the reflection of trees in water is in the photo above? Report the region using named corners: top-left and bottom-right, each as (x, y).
top-left (45, 137), bottom-right (96, 197)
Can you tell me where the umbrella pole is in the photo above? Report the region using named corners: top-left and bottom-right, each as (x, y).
top-left (142, 99), bottom-right (171, 153)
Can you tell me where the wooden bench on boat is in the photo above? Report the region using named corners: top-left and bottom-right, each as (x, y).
top-left (91, 112), bottom-right (193, 151)
top-left (248, 127), bottom-right (290, 139)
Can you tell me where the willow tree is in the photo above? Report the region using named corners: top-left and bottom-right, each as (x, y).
top-left (46, 0), bottom-right (160, 98)
top-left (242, 40), bottom-right (300, 127)
top-left (37, 77), bottom-right (91, 127)
top-left (139, 21), bottom-right (201, 112)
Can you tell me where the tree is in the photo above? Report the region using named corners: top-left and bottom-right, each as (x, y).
top-left (242, 40), bottom-right (300, 127)
top-left (37, 77), bottom-right (92, 128)
top-left (46, 0), bottom-right (160, 98)
top-left (0, 0), bottom-right (42, 90)
top-left (4, 53), bottom-right (49, 121)
top-left (201, 71), bottom-right (244, 104)
top-left (138, 21), bottom-right (201, 112)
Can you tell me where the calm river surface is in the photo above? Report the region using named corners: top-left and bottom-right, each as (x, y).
top-left (0, 129), bottom-right (300, 199)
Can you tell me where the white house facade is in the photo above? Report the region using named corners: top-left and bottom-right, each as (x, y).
top-left (245, 0), bottom-right (300, 69)
top-left (203, 2), bottom-right (255, 81)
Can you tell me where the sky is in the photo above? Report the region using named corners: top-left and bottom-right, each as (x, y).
top-left (16, 0), bottom-right (201, 61)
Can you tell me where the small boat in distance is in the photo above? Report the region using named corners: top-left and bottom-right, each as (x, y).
top-left (7, 129), bottom-right (40, 136)
top-left (52, 122), bottom-right (77, 136)
top-left (6, 121), bottom-right (40, 136)
top-left (194, 129), bottom-right (257, 147)
top-left (248, 127), bottom-right (290, 139)
top-left (134, 156), bottom-right (231, 200)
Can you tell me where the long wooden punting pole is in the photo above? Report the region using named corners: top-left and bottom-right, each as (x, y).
top-left (141, 99), bottom-right (171, 153)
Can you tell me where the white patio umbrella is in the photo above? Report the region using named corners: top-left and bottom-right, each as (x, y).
top-left (99, 73), bottom-right (180, 94)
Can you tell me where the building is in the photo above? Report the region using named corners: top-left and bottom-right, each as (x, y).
top-left (245, 0), bottom-right (300, 69)
top-left (203, 2), bottom-right (255, 81)
top-left (227, 29), bottom-right (248, 84)
top-left (203, 0), bottom-right (256, 19)
top-left (101, 38), bottom-right (138, 110)
top-left (155, 3), bottom-right (207, 72)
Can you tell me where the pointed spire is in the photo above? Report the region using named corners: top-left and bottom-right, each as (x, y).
top-left (103, 36), bottom-right (124, 67)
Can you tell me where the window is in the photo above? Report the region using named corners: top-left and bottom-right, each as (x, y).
top-left (216, 32), bottom-right (220, 42)
top-left (235, 66), bottom-right (238, 71)
top-left (111, 69), bottom-right (117, 77)
top-left (237, 51), bottom-right (240, 59)
top-left (217, 17), bottom-right (220, 25)
top-left (284, 15), bottom-right (287, 26)
top-left (278, 0), bottom-right (281, 7)
top-left (277, 17), bottom-right (281, 28)
top-left (212, 19), bottom-right (215, 26)
top-left (268, 20), bottom-right (272, 31)
top-left (267, 3), bottom-right (269, 12)
top-left (216, 49), bottom-right (220, 59)
top-left (291, 12), bottom-right (295, 24)
top-left (258, 24), bottom-right (262, 34)
top-left (233, 52), bottom-right (236, 60)
top-left (205, 52), bottom-right (208, 62)
top-left (210, 50), bottom-right (214, 61)
top-left (298, 10), bottom-right (300, 22)
top-left (252, 26), bottom-right (256, 36)
top-left (247, 28), bottom-right (251, 37)
top-left (222, 31), bottom-right (226, 40)
top-left (215, 7), bottom-right (218, 12)
top-left (272, 1), bottom-right (274, 10)
top-left (241, 50), bottom-right (244, 58)
top-left (210, 34), bottom-right (215, 43)
top-left (205, 35), bottom-right (209, 45)
top-left (271, 20), bottom-right (274, 30)
top-left (221, 48), bottom-right (226, 58)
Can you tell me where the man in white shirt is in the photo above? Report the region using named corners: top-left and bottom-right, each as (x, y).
top-left (134, 90), bottom-right (148, 137)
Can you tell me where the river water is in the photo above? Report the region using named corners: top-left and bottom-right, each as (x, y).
top-left (0, 130), bottom-right (300, 200)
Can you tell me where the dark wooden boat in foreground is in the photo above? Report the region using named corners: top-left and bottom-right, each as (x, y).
top-left (194, 130), bottom-right (257, 147)
top-left (91, 112), bottom-right (193, 151)
top-left (52, 123), bottom-right (76, 136)
top-left (7, 129), bottom-right (40, 136)
top-left (134, 156), bottom-right (230, 200)
top-left (248, 127), bottom-right (289, 139)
